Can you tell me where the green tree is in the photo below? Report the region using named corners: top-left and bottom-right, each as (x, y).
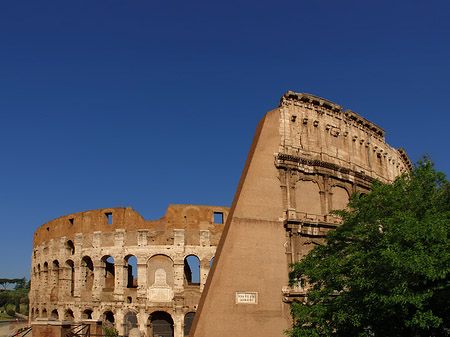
top-left (287, 158), bottom-right (450, 337)
top-left (0, 291), bottom-right (9, 312)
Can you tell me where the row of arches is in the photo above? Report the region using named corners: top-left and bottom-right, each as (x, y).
top-left (33, 254), bottom-right (213, 297)
top-left (294, 180), bottom-right (351, 215)
top-left (30, 307), bottom-right (195, 337)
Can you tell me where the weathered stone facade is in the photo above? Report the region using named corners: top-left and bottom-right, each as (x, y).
top-left (190, 92), bottom-right (412, 337)
top-left (31, 92), bottom-right (413, 337)
top-left (30, 204), bottom-right (229, 337)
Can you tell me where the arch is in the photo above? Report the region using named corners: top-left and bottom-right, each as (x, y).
top-left (101, 255), bottom-right (115, 290)
top-left (81, 256), bottom-right (94, 291)
top-left (103, 311), bottom-right (115, 324)
top-left (42, 308), bottom-right (47, 318)
top-left (43, 262), bottom-right (48, 271)
top-left (51, 309), bottom-right (59, 319)
top-left (64, 309), bottom-right (74, 320)
top-left (184, 312), bottom-right (195, 336)
top-left (66, 240), bottom-right (75, 255)
top-left (35, 308), bottom-right (39, 318)
top-left (148, 311), bottom-right (174, 337)
top-left (147, 255), bottom-right (174, 288)
top-left (331, 185), bottom-right (350, 211)
top-left (184, 255), bottom-right (200, 286)
top-left (296, 180), bottom-right (322, 215)
top-left (65, 260), bottom-right (75, 296)
top-left (31, 308), bottom-right (34, 319)
top-left (123, 311), bottom-right (138, 337)
top-left (124, 255), bottom-right (138, 288)
top-left (82, 309), bottom-right (93, 320)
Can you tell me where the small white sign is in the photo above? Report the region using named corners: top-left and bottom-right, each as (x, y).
top-left (236, 292), bottom-right (258, 304)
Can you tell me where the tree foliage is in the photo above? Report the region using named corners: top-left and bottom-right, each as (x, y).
top-left (288, 158), bottom-right (450, 337)
top-left (0, 278), bottom-right (29, 314)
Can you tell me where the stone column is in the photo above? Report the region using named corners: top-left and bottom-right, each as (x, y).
top-left (173, 261), bottom-right (185, 293)
top-left (172, 309), bottom-right (183, 337)
top-left (137, 261), bottom-right (147, 300)
top-left (114, 260), bottom-right (125, 302)
top-left (199, 259), bottom-right (209, 292)
top-left (93, 260), bottom-right (103, 299)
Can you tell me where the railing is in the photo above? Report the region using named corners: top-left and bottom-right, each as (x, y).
top-left (68, 323), bottom-right (90, 337)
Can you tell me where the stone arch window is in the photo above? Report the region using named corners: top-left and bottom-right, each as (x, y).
top-left (184, 312), bottom-right (195, 336)
top-left (31, 308), bottom-right (35, 319)
top-left (124, 255), bottom-right (138, 288)
top-left (102, 256), bottom-right (115, 290)
top-left (123, 311), bottom-right (138, 337)
top-left (147, 255), bottom-right (174, 288)
top-left (66, 240), bottom-right (75, 255)
top-left (35, 308), bottom-right (39, 318)
top-left (82, 309), bottom-right (93, 320)
top-left (81, 256), bottom-right (94, 291)
top-left (148, 311), bottom-right (174, 337)
top-left (65, 260), bottom-right (75, 297)
top-left (330, 185), bottom-right (350, 211)
top-left (184, 255), bottom-right (200, 286)
top-left (42, 309), bottom-right (47, 318)
top-left (51, 309), bottom-right (59, 319)
top-left (64, 309), bottom-right (74, 320)
top-left (296, 180), bottom-right (322, 216)
top-left (37, 264), bottom-right (41, 282)
top-left (103, 311), bottom-right (115, 325)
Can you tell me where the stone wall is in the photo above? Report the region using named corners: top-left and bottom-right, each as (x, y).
top-left (190, 92), bottom-right (411, 337)
top-left (30, 204), bottom-right (229, 337)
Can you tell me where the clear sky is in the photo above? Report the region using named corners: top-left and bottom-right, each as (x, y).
top-left (1, 0), bottom-right (449, 280)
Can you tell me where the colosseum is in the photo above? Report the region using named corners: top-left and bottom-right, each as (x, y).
top-left (30, 92), bottom-right (412, 337)
top-left (30, 204), bottom-right (229, 337)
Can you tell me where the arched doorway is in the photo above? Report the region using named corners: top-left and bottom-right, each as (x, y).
top-left (123, 311), bottom-right (138, 337)
top-left (184, 312), bottom-right (195, 336)
top-left (148, 311), bottom-right (174, 337)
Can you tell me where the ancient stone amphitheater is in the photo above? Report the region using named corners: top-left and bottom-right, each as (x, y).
top-left (30, 92), bottom-right (412, 337)
top-left (30, 204), bottom-right (229, 337)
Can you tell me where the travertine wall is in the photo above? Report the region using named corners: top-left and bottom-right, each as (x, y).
top-left (190, 92), bottom-right (411, 337)
top-left (30, 204), bottom-right (229, 337)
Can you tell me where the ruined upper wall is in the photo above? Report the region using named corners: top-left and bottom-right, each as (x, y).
top-left (278, 92), bottom-right (412, 183)
top-left (33, 205), bottom-right (229, 247)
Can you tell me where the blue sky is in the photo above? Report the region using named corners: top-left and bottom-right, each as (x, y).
top-left (1, 0), bottom-right (449, 280)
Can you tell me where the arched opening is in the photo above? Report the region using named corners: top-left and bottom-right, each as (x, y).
top-left (37, 264), bottom-right (41, 282)
top-left (31, 308), bottom-right (34, 319)
top-left (42, 309), bottom-right (47, 318)
top-left (147, 255), bottom-right (174, 298)
top-left (124, 255), bottom-right (138, 288)
top-left (331, 186), bottom-right (350, 211)
top-left (64, 309), bottom-right (74, 320)
top-left (184, 255), bottom-right (200, 286)
top-left (184, 312), bottom-right (195, 336)
top-left (123, 311), bottom-right (138, 337)
top-left (102, 256), bottom-right (115, 290)
top-left (65, 260), bottom-right (75, 296)
top-left (66, 240), bottom-right (75, 255)
top-left (148, 311), bottom-right (174, 337)
top-left (296, 180), bottom-right (322, 215)
top-left (51, 309), bottom-right (58, 319)
top-left (82, 309), bottom-right (93, 320)
top-left (103, 311), bottom-right (115, 325)
top-left (35, 309), bottom-right (39, 318)
top-left (81, 256), bottom-right (94, 291)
